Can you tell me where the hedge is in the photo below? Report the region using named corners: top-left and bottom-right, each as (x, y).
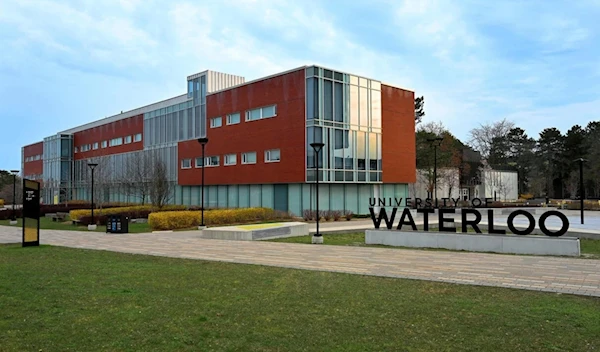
top-left (69, 205), bottom-right (188, 221)
top-left (148, 208), bottom-right (292, 231)
top-left (0, 208), bottom-right (22, 220)
top-left (0, 199), bottom-right (4, 207)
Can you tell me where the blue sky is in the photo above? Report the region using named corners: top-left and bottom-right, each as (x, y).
top-left (1, 0), bottom-right (600, 170)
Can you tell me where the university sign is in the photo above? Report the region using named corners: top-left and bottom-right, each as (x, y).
top-left (369, 197), bottom-right (570, 237)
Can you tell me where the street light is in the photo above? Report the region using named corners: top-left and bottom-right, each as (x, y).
top-left (9, 170), bottom-right (19, 225)
top-left (310, 142), bottom-right (325, 244)
top-left (426, 136), bottom-right (444, 207)
top-left (573, 158), bottom-right (587, 225)
top-left (197, 137), bottom-right (209, 229)
top-left (87, 163), bottom-right (98, 231)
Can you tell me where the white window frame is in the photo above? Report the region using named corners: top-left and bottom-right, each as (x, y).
top-left (205, 155), bottom-right (220, 167)
top-left (242, 152), bottom-right (257, 164)
top-left (133, 133), bottom-right (142, 142)
top-left (210, 117), bottom-right (222, 128)
top-left (181, 158), bottom-right (192, 169)
top-left (265, 149), bottom-right (281, 163)
top-left (195, 157), bottom-right (204, 168)
top-left (101, 141), bottom-right (108, 148)
top-left (92, 142), bottom-right (98, 150)
top-left (124, 135), bottom-right (132, 144)
top-left (224, 153), bottom-right (237, 166)
top-left (245, 105), bottom-right (277, 122)
top-left (227, 112), bottom-right (241, 125)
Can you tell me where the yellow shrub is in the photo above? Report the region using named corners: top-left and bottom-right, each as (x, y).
top-left (0, 199), bottom-right (4, 207)
top-left (519, 193), bottom-right (534, 200)
top-left (69, 204), bottom-right (187, 220)
top-left (148, 207), bottom-right (290, 231)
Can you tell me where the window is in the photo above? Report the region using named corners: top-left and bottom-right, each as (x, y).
top-left (195, 157), bottom-right (203, 168)
top-left (181, 158), bottom-right (192, 169)
top-left (93, 142), bottom-right (99, 150)
top-left (265, 149), bottom-right (280, 162)
top-left (205, 156), bottom-right (220, 167)
top-left (74, 147), bottom-right (78, 153)
top-left (242, 152), bottom-right (256, 164)
top-left (210, 117), bottom-right (222, 128)
top-left (101, 141), bottom-right (108, 148)
top-left (227, 112), bottom-right (240, 125)
top-left (109, 137), bottom-right (123, 147)
top-left (224, 154), bottom-right (237, 166)
top-left (133, 133), bottom-right (142, 142)
top-left (245, 105), bottom-right (277, 121)
top-left (124, 135), bottom-right (132, 144)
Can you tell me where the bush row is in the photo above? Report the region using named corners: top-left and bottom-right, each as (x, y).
top-left (0, 208), bottom-right (22, 220)
top-left (69, 204), bottom-right (188, 221)
top-left (302, 210), bottom-right (354, 221)
top-left (148, 208), bottom-right (291, 231)
top-left (564, 200), bottom-right (600, 210)
top-left (0, 199), bottom-right (4, 207)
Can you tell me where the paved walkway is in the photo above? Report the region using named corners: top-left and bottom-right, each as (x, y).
top-left (2, 225), bottom-right (600, 298)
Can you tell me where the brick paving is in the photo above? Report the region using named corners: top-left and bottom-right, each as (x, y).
top-left (2, 225), bottom-right (600, 297)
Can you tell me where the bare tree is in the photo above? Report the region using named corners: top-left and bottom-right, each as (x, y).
top-left (149, 157), bottom-right (173, 209)
top-left (85, 156), bottom-right (114, 208)
top-left (0, 178), bottom-right (23, 205)
top-left (417, 120), bottom-right (448, 136)
top-left (439, 168), bottom-right (459, 198)
top-left (120, 151), bottom-right (152, 204)
top-left (468, 118), bottom-right (515, 160)
top-left (565, 170), bottom-right (580, 199)
top-left (497, 177), bottom-right (514, 201)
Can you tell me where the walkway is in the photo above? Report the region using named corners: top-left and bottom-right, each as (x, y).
top-left (1, 225), bottom-right (600, 298)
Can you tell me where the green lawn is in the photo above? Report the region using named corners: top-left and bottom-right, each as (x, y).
top-left (0, 217), bottom-right (152, 233)
top-left (1, 245), bottom-right (599, 351)
top-left (270, 232), bottom-right (600, 258)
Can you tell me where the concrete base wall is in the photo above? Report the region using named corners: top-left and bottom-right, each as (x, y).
top-left (200, 222), bottom-right (309, 241)
top-left (365, 230), bottom-right (581, 257)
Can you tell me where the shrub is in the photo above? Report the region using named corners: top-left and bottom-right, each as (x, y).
top-left (343, 210), bottom-right (353, 221)
top-left (322, 210), bottom-right (332, 221)
top-left (0, 199), bottom-right (4, 207)
top-left (302, 209), bottom-right (313, 221)
top-left (148, 207), bottom-right (292, 231)
top-left (331, 210), bottom-right (342, 221)
top-left (70, 204), bottom-right (186, 221)
top-left (0, 208), bottom-right (22, 220)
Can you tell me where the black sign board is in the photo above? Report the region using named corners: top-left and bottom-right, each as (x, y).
top-left (22, 179), bottom-right (40, 247)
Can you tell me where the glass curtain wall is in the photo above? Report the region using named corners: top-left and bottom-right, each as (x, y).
top-left (42, 134), bottom-right (73, 204)
top-left (306, 66), bottom-right (382, 183)
top-left (143, 100), bottom-right (195, 148)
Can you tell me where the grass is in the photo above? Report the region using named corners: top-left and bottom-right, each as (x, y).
top-left (270, 232), bottom-right (600, 258)
top-left (1, 244), bottom-right (599, 351)
top-left (0, 217), bottom-right (152, 233)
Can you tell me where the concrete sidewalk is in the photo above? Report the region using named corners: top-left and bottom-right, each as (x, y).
top-left (2, 225), bottom-right (600, 298)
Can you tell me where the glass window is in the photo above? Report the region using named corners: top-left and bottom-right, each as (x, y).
top-left (242, 152), bottom-right (256, 164)
top-left (371, 89), bottom-right (382, 130)
top-left (210, 117), bottom-right (222, 128)
top-left (372, 81), bottom-right (381, 90)
top-left (102, 141), bottom-right (107, 148)
top-left (357, 132), bottom-right (366, 170)
top-left (93, 142), bottom-right (99, 150)
top-left (179, 112), bottom-right (185, 140)
top-left (305, 66), bottom-right (314, 77)
top-left (195, 157), bottom-right (204, 168)
top-left (227, 112), bottom-right (240, 125)
top-left (324, 69), bottom-right (333, 79)
top-left (206, 155), bottom-right (219, 166)
top-left (350, 75), bottom-right (358, 85)
top-left (324, 80), bottom-right (333, 121)
top-left (359, 87), bottom-right (369, 127)
top-left (265, 149), bottom-right (280, 162)
top-left (306, 77), bottom-right (315, 120)
top-left (124, 136), bottom-right (131, 144)
top-left (224, 154), bottom-right (237, 165)
top-left (334, 82), bottom-right (343, 122)
top-left (369, 133), bottom-right (378, 170)
top-left (247, 108), bottom-right (261, 121)
top-left (181, 158), bottom-right (192, 169)
top-left (188, 81), bottom-right (193, 97)
top-left (350, 85), bottom-right (359, 126)
top-left (262, 105), bottom-right (276, 118)
top-left (334, 72), bottom-right (343, 81)
top-left (134, 133), bottom-right (142, 142)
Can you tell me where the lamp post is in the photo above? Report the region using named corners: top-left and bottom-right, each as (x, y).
top-left (310, 142), bottom-right (325, 244)
top-left (426, 136), bottom-right (444, 207)
top-left (9, 170), bottom-right (19, 225)
top-left (87, 163), bottom-right (98, 231)
top-left (573, 158), bottom-right (587, 225)
top-left (197, 137), bottom-right (209, 229)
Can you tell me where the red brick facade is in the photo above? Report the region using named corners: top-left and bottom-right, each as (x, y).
top-left (73, 114), bottom-right (144, 160)
top-left (178, 69), bottom-right (306, 186)
top-left (381, 84), bottom-right (416, 183)
top-left (23, 141), bottom-right (44, 181)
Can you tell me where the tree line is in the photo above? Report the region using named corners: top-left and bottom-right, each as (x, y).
top-left (414, 95), bottom-right (600, 199)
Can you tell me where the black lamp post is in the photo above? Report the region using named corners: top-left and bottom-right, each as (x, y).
top-left (10, 170), bottom-right (19, 224)
top-left (573, 158), bottom-right (587, 225)
top-left (197, 137), bottom-right (209, 229)
top-left (426, 136), bottom-right (444, 206)
top-left (310, 142), bottom-right (325, 244)
top-left (87, 163), bottom-right (98, 230)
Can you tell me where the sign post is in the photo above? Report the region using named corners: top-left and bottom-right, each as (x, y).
top-left (22, 179), bottom-right (40, 247)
